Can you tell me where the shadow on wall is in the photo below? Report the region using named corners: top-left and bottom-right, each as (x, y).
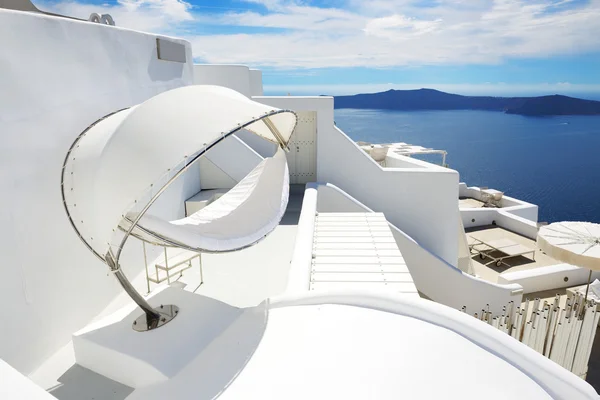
top-left (147, 51), bottom-right (184, 83)
top-left (48, 365), bottom-right (134, 400)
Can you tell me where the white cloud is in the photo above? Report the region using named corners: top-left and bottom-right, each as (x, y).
top-left (35, 0), bottom-right (600, 68)
top-left (36, 0), bottom-right (193, 33)
top-left (193, 0), bottom-right (600, 68)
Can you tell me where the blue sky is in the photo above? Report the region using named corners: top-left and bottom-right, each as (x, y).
top-left (37, 0), bottom-right (600, 97)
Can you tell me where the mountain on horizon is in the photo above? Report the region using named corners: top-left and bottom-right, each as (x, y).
top-left (333, 88), bottom-right (600, 116)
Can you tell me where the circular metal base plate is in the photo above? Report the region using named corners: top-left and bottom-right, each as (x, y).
top-left (132, 305), bottom-right (179, 332)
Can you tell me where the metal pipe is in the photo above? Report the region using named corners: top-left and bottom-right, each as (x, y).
top-left (106, 252), bottom-right (160, 321)
top-left (143, 241), bottom-right (150, 294)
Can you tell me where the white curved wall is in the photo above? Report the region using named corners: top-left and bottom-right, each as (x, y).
top-left (0, 9), bottom-right (193, 374)
top-left (193, 65), bottom-right (252, 97)
top-left (270, 292), bottom-right (598, 399)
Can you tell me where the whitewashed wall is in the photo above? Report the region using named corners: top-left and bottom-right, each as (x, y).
top-left (198, 135), bottom-right (263, 189)
top-left (255, 96), bottom-right (459, 267)
top-left (461, 208), bottom-right (539, 240)
top-left (193, 65), bottom-right (252, 97)
top-left (0, 10), bottom-right (193, 374)
top-left (235, 129), bottom-right (277, 158)
top-left (459, 183), bottom-right (539, 222)
top-left (249, 69), bottom-right (264, 96)
top-left (323, 126), bottom-right (460, 266)
top-left (385, 152), bottom-right (430, 169)
top-left (499, 264), bottom-right (600, 294)
top-left (302, 183), bottom-right (523, 314)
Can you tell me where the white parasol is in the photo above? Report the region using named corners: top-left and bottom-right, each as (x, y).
top-left (537, 221), bottom-right (600, 301)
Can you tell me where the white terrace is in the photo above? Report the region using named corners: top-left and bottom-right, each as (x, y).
top-left (1, 6), bottom-right (598, 400)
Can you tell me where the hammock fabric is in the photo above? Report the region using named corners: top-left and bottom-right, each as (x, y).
top-left (120, 148), bottom-right (289, 252)
top-left (62, 85), bottom-right (296, 260)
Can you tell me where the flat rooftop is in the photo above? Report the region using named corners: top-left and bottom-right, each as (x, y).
top-left (466, 225), bottom-right (560, 284)
top-left (459, 197), bottom-right (499, 209)
top-left (31, 187), bottom-right (304, 399)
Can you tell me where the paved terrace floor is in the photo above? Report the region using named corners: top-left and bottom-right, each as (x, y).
top-left (459, 197), bottom-right (487, 208)
top-left (31, 186), bottom-right (304, 399)
top-left (466, 225), bottom-right (560, 284)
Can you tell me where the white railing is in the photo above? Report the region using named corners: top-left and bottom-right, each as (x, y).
top-left (286, 184), bottom-right (317, 293)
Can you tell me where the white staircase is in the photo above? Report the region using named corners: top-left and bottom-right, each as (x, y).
top-left (310, 212), bottom-right (418, 296)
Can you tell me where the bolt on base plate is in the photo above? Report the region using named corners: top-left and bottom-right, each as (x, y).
top-left (132, 304), bottom-right (179, 332)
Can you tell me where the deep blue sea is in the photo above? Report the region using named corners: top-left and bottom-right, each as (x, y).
top-left (334, 109), bottom-right (600, 223)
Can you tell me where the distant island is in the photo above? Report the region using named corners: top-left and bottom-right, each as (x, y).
top-left (334, 89), bottom-right (600, 116)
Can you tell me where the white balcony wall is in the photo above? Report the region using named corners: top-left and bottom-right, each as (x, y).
top-left (255, 96), bottom-right (459, 266)
top-left (322, 128), bottom-right (460, 266)
top-left (384, 152), bottom-right (429, 169)
top-left (461, 208), bottom-right (539, 240)
top-left (390, 225), bottom-right (523, 314)
top-left (499, 264), bottom-right (600, 295)
top-left (459, 183), bottom-right (538, 222)
top-left (193, 65), bottom-right (252, 97)
top-left (0, 10), bottom-right (193, 374)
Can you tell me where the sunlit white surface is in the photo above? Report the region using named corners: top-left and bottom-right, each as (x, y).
top-left (123, 148), bottom-right (289, 252)
top-left (63, 85), bottom-right (297, 259)
top-left (126, 293), bottom-right (569, 400)
top-left (538, 222), bottom-right (600, 270)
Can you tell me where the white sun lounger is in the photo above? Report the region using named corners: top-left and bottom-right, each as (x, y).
top-left (470, 237), bottom-right (536, 267)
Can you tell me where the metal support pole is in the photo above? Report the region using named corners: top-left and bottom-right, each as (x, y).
top-left (164, 247), bottom-right (171, 284)
top-left (584, 269), bottom-right (593, 306)
top-left (199, 253), bottom-right (203, 284)
top-left (143, 241), bottom-right (150, 294)
top-left (114, 268), bottom-right (160, 320)
top-left (106, 252), bottom-right (178, 332)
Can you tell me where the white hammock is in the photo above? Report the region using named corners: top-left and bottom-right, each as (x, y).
top-left (62, 85), bottom-right (297, 260)
top-left (120, 148), bottom-right (289, 252)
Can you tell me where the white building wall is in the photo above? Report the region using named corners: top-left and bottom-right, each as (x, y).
top-left (249, 69), bottom-right (264, 96)
top-left (235, 129), bottom-right (277, 158)
top-left (459, 183), bottom-right (539, 222)
top-left (0, 9), bottom-right (193, 374)
top-left (198, 135), bottom-right (263, 189)
top-left (297, 183), bottom-right (522, 314)
top-left (461, 208), bottom-right (540, 240)
top-left (254, 96), bottom-right (459, 266)
top-left (193, 65), bottom-right (252, 97)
